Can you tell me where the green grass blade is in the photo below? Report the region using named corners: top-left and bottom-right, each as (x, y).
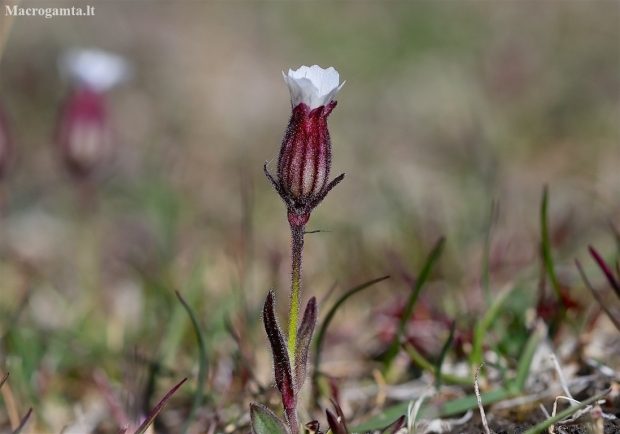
top-left (403, 343), bottom-right (471, 386)
top-left (350, 387), bottom-right (515, 432)
top-left (383, 237), bottom-right (446, 369)
top-left (161, 260), bottom-right (204, 368)
top-left (176, 291), bottom-right (209, 434)
top-left (133, 378), bottom-right (187, 434)
top-left (471, 284), bottom-right (517, 368)
top-left (435, 320), bottom-right (456, 390)
top-left (312, 276), bottom-right (390, 395)
top-left (540, 186), bottom-right (566, 313)
top-left (482, 201), bottom-right (499, 307)
top-left (514, 323), bottom-right (545, 392)
top-left (521, 389), bottom-right (609, 434)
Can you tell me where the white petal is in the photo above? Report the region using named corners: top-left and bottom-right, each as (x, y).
top-left (59, 49), bottom-right (132, 92)
top-left (283, 65), bottom-right (344, 109)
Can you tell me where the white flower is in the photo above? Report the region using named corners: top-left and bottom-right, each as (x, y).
top-left (59, 49), bottom-right (132, 92)
top-left (283, 65), bottom-right (345, 110)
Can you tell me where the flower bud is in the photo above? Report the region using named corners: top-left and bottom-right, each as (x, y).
top-left (56, 86), bottom-right (112, 178)
top-left (265, 66), bottom-right (345, 227)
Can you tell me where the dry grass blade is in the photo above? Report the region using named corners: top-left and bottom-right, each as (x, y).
top-left (475, 364), bottom-right (491, 434)
top-left (0, 373), bottom-right (8, 390)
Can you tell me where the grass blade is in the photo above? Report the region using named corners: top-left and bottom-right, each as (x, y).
top-left (435, 320), bottom-right (456, 390)
top-left (521, 389), bottom-right (610, 434)
top-left (312, 275), bottom-right (390, 395)
top-left (588, 246), bottom-right (620, 298)
top-left (471, 284), bottom-right (517, 368)
top-left (11, 408), bottom-right (32, 434)
top-left (514, 321), bottom-right (545, 392)
top-left (351, 387), bottom-right (515, 432)
top-left (0, 373), bottom-right (8, 390)
top-left (482, 201), bottom-right (499, 307)
top-left (403, 343), bottom-right (471, 386)
top-left (540, 186), bottom-right (566, 313)
top-left (383, 237), bottom-right (445, 369)
top-left (576, 259), bottom-right (620, 332)
top-left (133, 377), bottom-right (187, 434)
top-left (176, 290), bottom-right (209, 434)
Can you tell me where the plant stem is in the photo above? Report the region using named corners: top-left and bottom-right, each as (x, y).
top-left (288, 223), bottom-right (305, 366)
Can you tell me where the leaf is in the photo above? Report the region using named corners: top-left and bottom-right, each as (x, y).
top-left (176, 290), bottom-right (209, 434)
top-left (294, 297), bottom-right (317, 392)
top-left (263, 291), bottom-right (296, 410)
top-left (379, 415), bottom-right (406, 434)
top-left (250, 403), bottom-right (290, 434)
top-left (133, 377), bottom-right (187, 434)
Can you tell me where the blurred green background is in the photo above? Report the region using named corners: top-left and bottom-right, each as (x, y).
top-left (0, 1), bottom-right (618, 431)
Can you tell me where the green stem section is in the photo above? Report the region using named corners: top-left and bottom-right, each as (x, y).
top-left (288, 224), bottom-right (305, 366)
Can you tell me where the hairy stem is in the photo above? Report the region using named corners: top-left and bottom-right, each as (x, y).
top-left (288, 223), bottom-right (305, 367)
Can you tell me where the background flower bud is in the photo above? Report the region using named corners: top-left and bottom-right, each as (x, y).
top-left (56, 86), bottom-right (112, 178)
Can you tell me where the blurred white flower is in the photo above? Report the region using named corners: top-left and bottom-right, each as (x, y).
top-left (59, 48), bottom-right (132, 92)
top-left (282, 65), bottom-right (344, 110)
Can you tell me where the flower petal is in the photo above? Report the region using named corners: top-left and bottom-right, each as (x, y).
top-left (283, 65), bottom-right (344, 109)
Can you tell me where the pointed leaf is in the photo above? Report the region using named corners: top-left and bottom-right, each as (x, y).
top-left (330, 398), bottom-right (349, 433)
top-left (379, 415), bottom-right (406, 434)
top-left (263, 291), bottom-right (296, 410)
top-left (133, 378), bottom-right (187, 434)
top-left (11, 408), bottom-right (32, 434)
top-left (294, 297), bottom-right (317, 392)
top-left (326, 408), bottom-right (347, 434)
top-left (250, 403), bottom-right (290, 434)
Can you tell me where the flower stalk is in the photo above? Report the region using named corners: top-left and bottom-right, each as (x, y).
top-left (288, 223), bottom-right (304, 363)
